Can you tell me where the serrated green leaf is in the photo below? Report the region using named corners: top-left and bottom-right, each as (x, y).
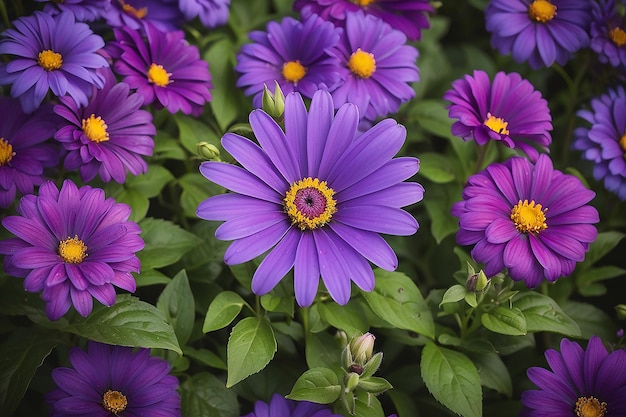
top-left (440, 285), bottom-right (467, 306)
top-left (467, 352), bottom-right (512, 398)
top-left (318, 300), bottom-right (368, 336)
top-left (226, 317), bottom-right (277, 387)
top-left (513, 292), bottom-right (580, 337)
top-left (481, 307), bottom-right (527, 336)
top-left (180, 372), bottom-right (239, 417)
top-left (138, 217), bottom-right (203, 270)
top-left (305, 331), bottom-right (342, 369)
top-left (203, 291), bottom-right (247, 333)
top-left (157, 270), bottom-right (195, 345)
top-left (286, 367), bottom-right (341, 404)
top-left (352, 391), bottom-right (386, 417)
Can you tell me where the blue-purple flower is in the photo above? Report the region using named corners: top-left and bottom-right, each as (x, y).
top-left (47, 341), bottom-right (181, 417)
top-left (34, 0), bottom-right (111, 22)
top-left (590, 0), bottom-right (626, 71)
top-left (197, 90), bottom-right (423, 306)
top-left (451, 154), bottom-right (599, 288)
top-left (0, 11), bottom-right (108, 113)
top-left (0, 180), bottom-right (144, 320)
top-left (573, 86), bottom-right (626, 200)
top-left (444, 70), bottom-right (552, 162)
top-left (242, 394), bottom-right (342, 417)
top-left (485, 0), bottom-right (591, 69)
top-left (103, 0), bottom-right (184, 31)
top-left (179, 0), bottom-right (230, 28)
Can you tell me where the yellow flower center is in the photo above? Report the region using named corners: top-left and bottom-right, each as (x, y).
top-left (147, 63), bottom-right (171, 87)
top-left (102, 390), bottom-right (128, 414)
top-left (354, 0), bottom-right (375, 6)
top-left (120, 1), bottom-right (148, 18)
top-left (510, 200), bottom-right (548, 233)
top-left (58, 236), bottom-right (88, 264)
top-left (0, 138), bottom-right (15, 166)
top-left (528, 0), bottom-right (557, 23)
top-left (348, 48), bottom-right (377, 79)
top-left (37, 50), bottom-right (63, 71)
top-left (284, 177), bottom-right (337, 230)
top-left (610, 27), bottom-right (626, 47)
top-left (484, 112), bottom-right (510, 135)
top-left (620, 133), bottom-right (626, 156)
top-left (575, 396), bottom-right (607, 417)
top-left (282, 60), bottom-right (307, 83)
top-left (81, 114), bottom-right (110, 143)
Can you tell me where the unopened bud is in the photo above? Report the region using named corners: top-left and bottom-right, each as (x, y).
top-left (196, 142), bottom-right (221, 161)
top-left (466, 269), bottom-right (488, 292)
top-left (344, 372), bottom-right (360, 392)
top-left (261, 81), bottom-right (285, 120)
top-left (349, 332), bottom-right (375, 365)
top-left (616, 304), bottom-right (626, 320)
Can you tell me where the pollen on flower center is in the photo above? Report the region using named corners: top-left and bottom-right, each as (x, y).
top-left (58, 235), bottom-right (88, 264)
top-left (284, 177), bottom-right (337, 230)
top-left (82, 114), bottom-right (110, 143)
top-left (354, 0), bottom-right (376, 6)
top-left (610, 27), bottom-right (626, 47)
top-left (102, 389), bottom-right (128, 414)
top-left (575, 396), bottom-right (607, 417)
top-left (282, 60), bottom-right (307, 83)
top-left (147, 63), bottom-right (171, 86)
top-left (37, 50), bottom-right (63, 71)
top-left (348, 48), bottom-right (377, 79)
top-left (0, 138), bottom-right (15, 166)
top-left (510, 199), bottom-right (548, 233)
top-left (619, 133), bottom-right (626, 156)
top-left (120, 1), bottom-right (148, 18)
top-left (484, 112), bottom-right (510, 135)
top-left (528, 0), bottom-right (557, 23)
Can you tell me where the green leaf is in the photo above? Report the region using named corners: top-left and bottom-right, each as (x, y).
top-left (125, 164), bottom-right (174, 198)
top-left (204, 37), bottom-right (242, 131)
top-left (183, 347), bottom-right (227, 370)
top-left (134, 268), bottom-right (171, 287)
top-left (286, 367), bottom-right (341, 404)
top-left (513, 292), bottom-right (580, 337)
top-left (410, 99), bottom-right (455, 140)
top-left (440, 285), bottom-right (468, 306)
top-left (421, 342), bottom-right (482, 417)
top-left (114, 188), bottom-right (149, 222)
top-left (138, 217), bottom-right (203, 270)
top-left (157, 270), bottom-right (195, 345)
top-left (580, 231), bottom-right (625, 267)
top-left (318, 300), bottom-right (368, 336)
top-left (576, 265), bottom-right (626, 297)
top-left (562, 301), bottom-right (617, 340)
top-left (153, 132), bottom-right (187, 160)
top-left (419, 152), bottom-right (456, 183)
top-left (226, 317), bottom-right (277, 387)
top-left (174, 113), bottom-right (222, 155)
top-left (357, 376), bottom-right (393, 394)
top-left (260, 293), bottom-right (294, 316)
top-left (178, 172), bottom-right (224, 219)
top-left (481, 307), bottom-right (527, 336)
top-left (467, 352), bottom-right (512, 398)
top-left (352, 391), bottom-right (386, 417)
top-left (424, 183), bottom-right (463, 244)
top-left (180, 372), bottom-right (239, 417)
top-left (203, 291), bottom-right (247, 333)
top-left (305, 331), bottom-right (342, 369)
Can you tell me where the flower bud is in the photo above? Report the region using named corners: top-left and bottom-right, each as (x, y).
top-left (616, 305), bottom-right (626, 320)
top-left (261, 81), bottom-right (285, 121)
top-left (344, 372), bottom-right (360, 393)
top-left (196, 142), bottom-right (221, 161)
top-left (466, 269), bottom-right (488, 292)
top-left (349, 332), bottom-right (375, 366)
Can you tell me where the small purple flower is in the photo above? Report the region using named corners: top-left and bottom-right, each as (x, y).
top-left (54, 68), bottom-right (156, 183)
top-left (197, 90), bottom-right (423, 306)
top-left (451, 154), bottom-right (599, 288)
top-left (573, 86), bottom-right (626, 200)
top-left (485, 0), bottom-right (591, 69)
top-left (0, 179), bottom-right (144, 320)
top-left (444, 70), bottom-right (552, 162)
top-left (179, 0), bottom-right (230, 28)
top-left (47, 341), bottom-right (181, 417)
top-left (235, 14), bottom-right (341, 108)
top-left (294, 0), bottom-right (434, 41)
top-left (110, 22), bottom-right (212, 116)
top-left (590, 0), bottom-right (626, 71)
top-left (520, 336), bottom-right (626, 417)
top-left (328, 11), bottom-right (419, 122)
top-left (34, 0), bottom-right (111, 22)
top-left (0, 11), bottom-right (108, 113)
top-left (242, 394), bottom-right (342, 417)
top-left (103, 0), bottom-right (184, 31)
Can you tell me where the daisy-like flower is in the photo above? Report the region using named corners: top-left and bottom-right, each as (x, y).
top-left (294, 0), bottom-right (434, 41)
top-left (520, 336), bottom-right (626, 417)
top-left (573, 86), bottom-right (626, 200)
top-left (328, 11), bottom-right (419, 122)
top-left (451, 154), bottom-right (599, 288)
top-left (0, 180), bottom-right (143, 321)
top-left (235, 14), bottom-right (341, 108)
top-left (197, 90), bottom-right (423, 306)
top-left (590, 0), bottom-right (626, 71)
top-left (179, 0), bottom-right (231, 29)
top-left (46, 341), bottom-right (181, 417)
top-left (110, 22), bottom-right (212, 116)
top-left (54, 68), bottom-right (156, 183)
top-left (103, 0), bottom-right (184, 31)
top-left (444, 70), bottom-right (552, 162)
top-left (242, 394), bottom-right (342, 417)
top-left (0, 97), bottom-right (59, 208)
top-left (485, 0), bottom-right (591, 69)
top-left (0, 11), bottom-right (108, 113)
top-left (34, 0), bottom-right (111, 22)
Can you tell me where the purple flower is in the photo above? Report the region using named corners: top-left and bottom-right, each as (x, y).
top-left (520, 336), bottom-right (626, 417)
top-left (573, 86), bottom-right (626, 200)
top-left (110, 22), bottom-right (212, 116)
top-left (0, 180), bottom-right (144, 320)
top-left (451, 154), bottom-right (599, 288)
top-left (0, 11), bottom-right (108, 113)
top-left (103, 0), bottom-right (184, 31)
top-left (0, 97), bottom-right (59, 208)
top-left (590, 0), bottom-right (626, 71)
top-left (485, 0), bottom-right (591, 69)
top-left (34, 0), bottom-right (111, 22)
top-left (47, 341), bottom-right (181, 417)
top-left (294, 0), bottom-right (434, 41)
top-left (444, 70), bottom-right (552, 162)
top-left (54, 68), bottom-right (156, 183)
top-left (242, 394), bottom-right (342, 417)
top-left (328, 11), bottom-right (419, 122)
top-left (235, 14), bottom-right (341, 108)
top-left (197, 90), bottom-right (423, 306)
top-left (179, 0), bottom-right (230, 28)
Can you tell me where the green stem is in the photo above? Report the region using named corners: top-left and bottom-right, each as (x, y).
top-left (0, 1), bottom-right (10, 30)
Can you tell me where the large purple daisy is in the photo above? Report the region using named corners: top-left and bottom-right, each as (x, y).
top-left (0, 180), bottom-right (144, 320)
top-left (242, 394), bottom-right (342, 417)
top-left (47, 341), bottom-right (181, 417)
top-left (590, 0), bottom-right (626, 71)
top-left (521, 336), bottom-right (626, 417)
top-left (34, 0), bottom-right (111, 22)
top-left (451, 154), bottom-right (599, 288)
top-left (54, 68), bottom-right (156, 184)
top-left (294, 0), bottom-right (434, 41)
top-left (235, 14), bottom-right (341, 108)
top-left (0, 11), bottom-right (108, 113)
top-left (179, 0), bottom-right (231, 29)
top-left (485, 0), bottom-right (591, 69)
top-left (327, 11), bottom-right (419, 122)
top-left (103, 0), bottom-right (184, 31)
top-left (573, 86), bottom-right (626, 200)
top-left (444, 70), bottom-right (552, 162)
top-left (197, 90), bottom-right (423, 306)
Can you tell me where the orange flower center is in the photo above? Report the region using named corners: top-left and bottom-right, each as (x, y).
top-left (575, 396), bottom-right (607, 417)
top-left (348, 48), bottom-right (377, 79)
top-left (38, 50), bottom-right (63, 71)
top-left (102, 390), bottom-right (128, 414)
top-left (120, 0), bottom-right (147, 18)
top-left (354, 0), bottom-right (375, 5)
top-left (610, 27), bottom-right (626, 47)
top-left (510, 200), bottom-right (548, 233)
top-left (484, 113), bottom-right (510, 135)
top-left (528, 0), bottom-right (557, 23)
top-left (0, 138), bottom-right (15, 166)
top-left (282, 60), bottom-right (307, 83)
top-left (147, 63), bottom-right (171, 86)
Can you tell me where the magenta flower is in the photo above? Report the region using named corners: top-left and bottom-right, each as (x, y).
top-left (590, 0), bottom-right (626, 71)
top-left (242, 394), bottom-right (342, 417)
top-left (34, 0), bottom-right (111, 22)
top-left (179, 0), bottom-right (231, 28)
top-left (102, 0), bottom-right (184, 31)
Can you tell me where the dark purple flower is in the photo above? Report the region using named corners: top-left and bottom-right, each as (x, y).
top-left (103, 0), bottom-right (184, 31)
top-left (520, 336), bottom-right (626, 417)
top-left (34, 0), bottom-right (111, 22)
top-left (242, 394), bottom-right (342, 417)
top-left (573, 86), bottom-right (626, 200)
top-left (179, 0), bottom-right (230, 28)
top-left (451, 154), bottom-right (599, 288)
top-left (235, 14), bottom-right (341, 108)
top-left (328, 11), bottom-right (419, 122)
top-left (0, 11), bottom-right (108, 113)
top-left (197, 90), bottom-right (423, 306)
top-left (590, 0), bottom-right (626, 71)
top-left (54, 68), bottom-right (155, 183)
top-left (47, 341), bottom-right (181, 417)
top-left (0, 97), bottom-right (59, 208)
top-left (294, 0), bottom-right (433, 41)
top-left (111, 22), bottom-right (212, 116)
top-left (444, 70), bottom-right (552, 162)
top-left (0, 179), bottom-right (144, 320)
top-left (485, 0), bottom-right (591, 69)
